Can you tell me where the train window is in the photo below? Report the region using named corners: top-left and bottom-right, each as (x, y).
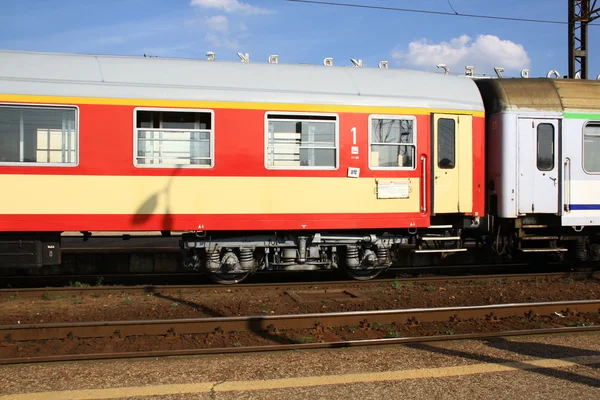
top-left (536, 123), bottom-right (554, 171)
top-left (583, 122), bottom-right (600, 173)
top-left (437, 118), bottom-right (455, 169)
top-left (134, 109), bottom-right (213, 167)
top-left (265, 114), bottom-right (338, 169)
top-left (369, 116), bottom-right (416, 169)
top-left (0, 105), bottom-right (77, 166)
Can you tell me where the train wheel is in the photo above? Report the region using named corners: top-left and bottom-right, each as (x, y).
top-left (206, 271), bottom-right (251, 285)
top-left (344, 268), bottom-right (385, 281)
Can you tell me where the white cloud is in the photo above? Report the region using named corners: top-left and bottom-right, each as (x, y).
top-left (190, 0), bottom-right (274, 15)
top-left (205, 32), bottom-right (240, 50)
top-left (201, 15), bottom-right (242, 49)
top-left (392, 34), bottom-right (530, 74)
top-left (204, 15), bottom-right (229, 32)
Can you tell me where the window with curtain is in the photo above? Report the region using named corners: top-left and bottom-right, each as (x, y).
top-left (369, 117), bottom-right (416, 169)
top-left (0, 106), bottom-right (77, 165)
top-left (584, 122), bottom-right (600, 173)
top-left (266, 114), bottom-right (337, 169)
top-left (135, 109), bottom-right (213, 167)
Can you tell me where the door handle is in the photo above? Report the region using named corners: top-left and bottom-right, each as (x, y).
top-left (564, 158), bottom-right (571, 212)
top-left (421, 155), bottom-right (427, 213)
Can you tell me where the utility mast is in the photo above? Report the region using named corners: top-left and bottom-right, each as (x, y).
top-left (568, 0), bottom-right (600, 78)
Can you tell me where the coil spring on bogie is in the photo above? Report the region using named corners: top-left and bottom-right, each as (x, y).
top-left (239, 248), bottom-right (254, 262)
top-left (346, 246), bottom-right (359, 258)
top-left (207, 249), bottom-right (220, 263)
top-left (575, 238), bottom-right (587, 261)
top-left (376, 247), bottom-right (389, 263)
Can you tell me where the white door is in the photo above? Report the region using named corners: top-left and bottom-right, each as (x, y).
top-left (517, 118), bottom-right (559, 214)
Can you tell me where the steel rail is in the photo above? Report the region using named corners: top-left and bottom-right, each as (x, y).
top-left (2, 299), bottom-right (598, 342)
top-left (2, 271), bottom-right (597, 300)
top-left (0, 261), bottom-right (572, 289)
top-left (2, 325), bottom-right (598, 365)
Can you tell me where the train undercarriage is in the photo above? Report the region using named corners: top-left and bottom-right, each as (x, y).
top-left (489, 215), bottom-right (600, 267)
top-left (181, 231), bottom-right (399, 284)
top-left (179, 213), bottom-right (600, 283)
top-left (1, 216), bottom-right (599, 284)
top-left (180, 224), bottom-right (478, 284)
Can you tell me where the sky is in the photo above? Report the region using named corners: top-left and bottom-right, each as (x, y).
top-left (0, 0), bottom-right (599, 79)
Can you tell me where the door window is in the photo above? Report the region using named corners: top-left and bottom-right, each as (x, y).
top-left (437, 118), bottom-right (455, 169)
top-left (536, 123), bottom-right (554, 171)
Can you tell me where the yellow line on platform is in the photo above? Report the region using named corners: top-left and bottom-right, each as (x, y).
top-left (1, 355), bottom-right (599, 400)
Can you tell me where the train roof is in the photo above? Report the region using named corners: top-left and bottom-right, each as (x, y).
top-left (475, 78), bottom-right (600, 114)
top-left (0, 49), bottom-right (484, 112)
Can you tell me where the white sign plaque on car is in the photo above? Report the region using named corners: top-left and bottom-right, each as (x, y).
top-left (377, 180), bottom-right (410, 199)
top-left (348, 167), bottom-right (360, 178)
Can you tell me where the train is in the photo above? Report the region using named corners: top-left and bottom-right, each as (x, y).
top-left (0, 50), bottom-right (599, 283)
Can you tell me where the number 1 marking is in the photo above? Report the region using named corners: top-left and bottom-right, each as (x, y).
top-left (351, 127), bottom-right (356, 145)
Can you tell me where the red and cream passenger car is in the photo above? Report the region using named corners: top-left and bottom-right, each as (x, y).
top-left (0, 50), bottom-right (484, 282)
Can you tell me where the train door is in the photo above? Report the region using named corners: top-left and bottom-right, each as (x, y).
top-left (517, 118), bottom-right (559, 214)
top-left (432, 114), bottom-right (473, 214)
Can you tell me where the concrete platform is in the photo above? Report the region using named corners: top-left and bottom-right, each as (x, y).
top-left (1, 332), bottom-right (599, 399)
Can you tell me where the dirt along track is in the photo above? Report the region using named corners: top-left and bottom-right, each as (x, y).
top-left (1, 299), bottom-right (599, 364)
top-left (1, 271), bottom-right (600, 325)
top-left (0, 260), bottom-right (571, 289)
top-left (1, 270), bottom-right (599, 365)
top-left (1, 270), bottom-right (598, 300)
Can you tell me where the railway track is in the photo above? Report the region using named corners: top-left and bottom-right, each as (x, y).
top-left (1, 299), bottom-right (598, 365)
top-left (0, 261), bottom-right (570, 288)
top-left (1, 271), bottom-right (597, 300)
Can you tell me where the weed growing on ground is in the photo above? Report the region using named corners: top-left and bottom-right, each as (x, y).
top-left (171, 302), bottom-right (180, 308)
top-left (233, 341), bottom-right (243, 347)
top-left (440, 329), bottom-right (454, 335)
top-left (423, 285), bottom-right (436, 292)
top-left (69, 281), bottom-right (82, 287)
top-left (121, 297), bottom-right (133, 306)
top-left (386, 329), bottom-right (402, 338)
top-left (72, 298), bottom-right (83, 305)
top-left (8, 295), bottom-right (18, 301)
top-left (95, 277), bottom-right (104, 287)
top-left (42, 292), bottom-right (53, 301)
top-left (296, 335), bottom-right (315, 343)
top-left (390, 279), bottom-right (401, 289)
top-left (371, 322), bottom-right (382, 329)
top-left (565, 321), bottom-right (591, 327)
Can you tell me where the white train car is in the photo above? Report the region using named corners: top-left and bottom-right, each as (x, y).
top-left (476, 78), bottom-right (600, 262)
